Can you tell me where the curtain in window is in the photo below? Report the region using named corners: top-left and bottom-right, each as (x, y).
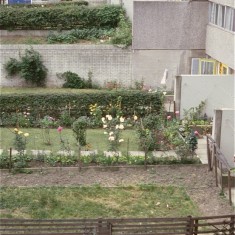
top-left (224, 7), bottom-right (234, 31)
top-left (217, 5), bottom-right (225, 27)
top-left (209, 2), bottom-right (217, 24)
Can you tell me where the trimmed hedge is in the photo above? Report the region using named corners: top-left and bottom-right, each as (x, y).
top-left (0, 91), bottom-right (163, 124)
top-left (0, 5), bottom-right (124, 30)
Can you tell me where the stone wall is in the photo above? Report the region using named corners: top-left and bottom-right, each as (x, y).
top-left (0, 45), bottom-right (132, 88)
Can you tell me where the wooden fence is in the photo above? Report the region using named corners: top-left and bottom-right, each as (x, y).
top-left (0, 215), bottom-right (234, 235)
top-left (207, 135), bottom-right (234, 205)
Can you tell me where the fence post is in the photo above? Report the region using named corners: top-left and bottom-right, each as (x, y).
top-left (194, 218), bottom-right (199, 235)
top-left (228, 170), bottom-right (232, 205)
top-left (186, 216), bottom-right (194, 235)
top-left (207, 136), bottom-right (211, 171)
top-left (97, 218), bottom-right (102, 235)
top-left (230, 215), bottom-right (235, 235)
top-left (214, 145), bottom-right (218, 187)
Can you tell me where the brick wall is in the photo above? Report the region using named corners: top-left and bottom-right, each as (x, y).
top-left (0, 45), bottom-right (132, 88)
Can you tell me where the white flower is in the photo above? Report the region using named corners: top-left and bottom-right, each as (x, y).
top-left (119, 124), bottom-right (124, 130)
top-left (120, 117), bottom-right (125, 123)
top-left (104, 131), bottom-right (108, 134)
top-left (103, 124), bottom-right (107, 129)
top-left (115, 125), bottom-right (119, 129)
top-left (107, 115), bottom-right (112, 121)
top-left (101, 117), bottom-right (106, 123)
top-left (133, 115), bottom-right (138, 121)
top-left (109, 132), bottom-right (114, 136)
top-left (24, 133), bottom-right (29, 137)
top-left (119, 139), bottom-right (124, 143)
top-left (109, 136), bottom-right (115, 141)
top-left (18, 131), bottom-right (23, 135)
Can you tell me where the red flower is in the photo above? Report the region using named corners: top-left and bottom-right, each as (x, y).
top-left (167, 115), bottom-right (171, 120)
top-left (57, 126), bottom-right (63, 132)
top-left (194, 131), bottom-right (199, 136)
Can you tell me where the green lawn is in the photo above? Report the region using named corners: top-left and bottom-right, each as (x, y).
top-left (0, 87), bottom-right (109, 95)
top-left (0, 128), bottom-right (138, 154)
top-left (0, 185), bottom-right (199, 219)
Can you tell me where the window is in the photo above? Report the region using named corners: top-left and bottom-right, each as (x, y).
top-left (191, 58), bottom-right (216, 75)
top-left (209, 2), bottom-right (235, 32)
top-left (218, 63), bottom-right (229, 74)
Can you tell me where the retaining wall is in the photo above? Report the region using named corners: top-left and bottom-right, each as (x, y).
top-left (0, 44), bottom-right (133, 88)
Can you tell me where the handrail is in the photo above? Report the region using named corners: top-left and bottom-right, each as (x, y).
top-left (207, 134), bottom-right (232, 170)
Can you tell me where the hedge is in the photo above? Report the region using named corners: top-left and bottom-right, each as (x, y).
top-left (0, 5), bottom-right (124, 30)
top-left (0, 91), bottom-right (163, 124)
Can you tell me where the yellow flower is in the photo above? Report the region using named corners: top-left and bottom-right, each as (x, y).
top-left (133, 115), bottom-right (138, 121)
top-left (14, 128), bottom-right (18, 132)
top-left (24, 133), bottom-right (29, 137)
top-left (18, 131), bottom-right (23, 135)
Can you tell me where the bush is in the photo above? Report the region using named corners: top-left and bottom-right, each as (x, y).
top-left (57, 71), bottom-right (91, 89)
top-left (0, 5), bottom-right (124, 30)
top-left (4, 48), bottom-right (48, 87)
top-left (0, 91), bottom-right (163, 127)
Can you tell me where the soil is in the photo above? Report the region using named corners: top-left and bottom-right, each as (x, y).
top-left (1, 165), bottom-right (234, 216)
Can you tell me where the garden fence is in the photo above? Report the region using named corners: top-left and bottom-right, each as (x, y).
top-left (207, 135), bottom-right (234, 205)
top-left (0, 214), bottom-right (234, 235)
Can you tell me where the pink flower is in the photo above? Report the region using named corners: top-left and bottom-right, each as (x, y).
top-left (175, 111), bottom-right (180, 115)
top-left (167, 116), bottom-right (171, 120)
top-left (57, 126), bottom-right (63, 132)
top-left (194, 131), bottom-right (199, 136)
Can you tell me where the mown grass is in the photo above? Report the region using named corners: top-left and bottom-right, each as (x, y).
top-left (0, 185), bottom-right (199, 219)
top-left (0, 128), bottom-right (138, 154)
top-left (0, 87), bottom-right (111, 95)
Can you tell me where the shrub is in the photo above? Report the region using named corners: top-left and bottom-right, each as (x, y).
top-left (72, 117), bottom-right (88, 146)
top-left (4, 48), bottom-right (48, 87)
top-left (0, 91), bottom-right (163, 127)
top-left (0, 5), bottom-right (124, 30)
top-left (57, 71), bottom-right (87, 89)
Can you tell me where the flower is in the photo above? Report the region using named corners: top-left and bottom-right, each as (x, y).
top-left (109, 132), bottom-right (114, 136)
top-left (119, 139), bottom-right (124, 143)
top-left (24, 133), bottom-right (29, 137)
top-left (167, 116), bottom-right (171, 120)
top-left (119, 124), bottom-right (124, 130)
top-left (14, 128), bottom-right (18, 132)
top-left (57, 126), bottom-right (63, 132)
top-left (18, 131), bottom-right (23, 135)
top-left (103, 124), bottom-right (107, 128)
top-left (104, 131), bottom-right (108, 134)
top-left (120, 117), bottom-right (125, 123)
top-left (194, 131), bottom-right (199, 136)
top-left (101, 117), bottom-right (106, 123)
top-left (107, 115), bottom-right (112, 121)
top-left (115, 125), bottom-right (119, 129)
top-left (175, 111), bottom-right (180, 115)
top-left (133, 115), bottom-right (138, 121)
top-left (109, 136), bottom-right (115, 141)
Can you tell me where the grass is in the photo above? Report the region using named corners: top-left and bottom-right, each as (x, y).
top-left (0, 185), bottom-right (199, 219)
top-left (0, 87), bottom-right (111, 95)
top-left (0, 128), bottom-right (138, 154)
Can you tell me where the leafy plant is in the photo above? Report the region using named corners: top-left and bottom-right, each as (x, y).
top-left (72, 117), bottom-right (88, 146)
top-left (57, 71), bottom-right (91, 89)
top-left (4, 48), bottom-right (48, 87)
top-left (4, 58), bottom-right (21, 76)
top-left (111, 12), bottom-right (132, 47)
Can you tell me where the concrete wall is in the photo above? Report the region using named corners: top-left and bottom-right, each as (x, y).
top-left (206, 24), bottom-right (235, 69)
top-left (213, 109), bottom-right (235, 167)
top-left (132, 49), bottom-right (205, 90)
top-left (133, 1), bottom-right (208, 50)
top-left (0, 45), bottom-right (132, 88)
top-left (174, 75), bottom-right (235, 119)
